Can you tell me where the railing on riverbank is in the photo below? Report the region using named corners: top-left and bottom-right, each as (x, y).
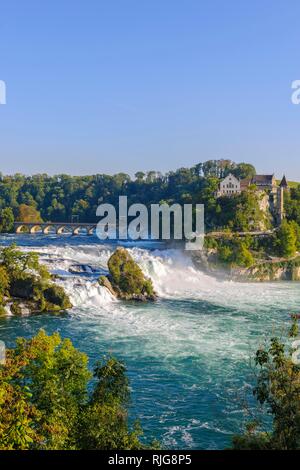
top-left (205, 229), bottom-right (276, 239)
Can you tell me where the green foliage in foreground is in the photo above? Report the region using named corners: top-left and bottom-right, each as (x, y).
top-left (233, 321), bottom-right (300, 449)
top-left (0, 244), bottom-right (72, 314)
top-left (0, 330), bottom-right (153, 450)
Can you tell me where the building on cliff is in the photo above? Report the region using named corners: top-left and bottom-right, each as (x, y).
top-left (217, 173), bottom-right (278, 197)
top-left (216, 173), bottom-right (241, 197)
top-left (216, 173), bottom-right (289, 225)
top-left (240, 174), bottom-right (277, 193)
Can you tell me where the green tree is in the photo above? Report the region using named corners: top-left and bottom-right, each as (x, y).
top-left (290, 220), bottom-right (300, 251)
top-left (0, 244), bottom-right (71, 313)
top-left (275, 220), bottom-right (297, 258)
top-left (0, 208), bottom-right (14, 233)
top-left (217, 237), bottom-right (254, 268)
top-left (233, 163), bottom-right (256, 180)
top-left (77, 356), bottom-right (145, 450)
top-left (233, 238), bottom-right (255, 267)
top-left (16, 204), bottom-right (43, 223)
top-left (0, 266), bottom-right (9, 305)
top-left (285, 185), bottom-right (300, 225)
top-left (134, 172), bottom-right (145, 182)
top-left (0, 244), bottom-right (48, 281)
top-left (0, 331), bottom-right (149, 450)
top-left (233, 320), bottom-right (300, 450)
top-left (107, 247), bottom-right (155, 299)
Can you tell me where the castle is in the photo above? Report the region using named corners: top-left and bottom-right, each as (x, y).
top-left (216, 173), bottom-right (288, 225)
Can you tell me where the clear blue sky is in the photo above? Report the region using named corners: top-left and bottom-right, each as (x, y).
top-left (1, 0), bottom-right (300, 179)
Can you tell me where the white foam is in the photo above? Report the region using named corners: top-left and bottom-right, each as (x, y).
top-left (21, 243), bottom-right (300, 314)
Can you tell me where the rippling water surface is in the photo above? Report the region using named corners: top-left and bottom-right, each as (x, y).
top-left (1, 234), bottom-right (299, 449)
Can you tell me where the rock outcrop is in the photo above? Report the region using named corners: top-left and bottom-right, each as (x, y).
top-left (192, 249), bottom-right (300, 282)
top-left (99, 247), bottom-right (157, 301)
top-left (0, 244), bottom-right (72, 315)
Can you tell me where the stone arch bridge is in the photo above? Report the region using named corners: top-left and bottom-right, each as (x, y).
top-left (14, 222), bottom-right (98, 235)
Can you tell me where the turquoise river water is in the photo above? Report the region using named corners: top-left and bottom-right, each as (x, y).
top-left (0, 234), bottom-right (299, 449)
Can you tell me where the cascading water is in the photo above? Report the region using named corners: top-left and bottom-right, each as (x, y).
top-left (1, 234), bottom-right (300, 449)
top-left (24, 241), bottom-right (300, 311)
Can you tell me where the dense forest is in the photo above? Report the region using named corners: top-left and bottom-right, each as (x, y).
top-left (0, 159), bottom-right (300, 235)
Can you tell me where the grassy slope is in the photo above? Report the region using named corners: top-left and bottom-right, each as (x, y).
top-left (276, 180), bottom-right (299, 188)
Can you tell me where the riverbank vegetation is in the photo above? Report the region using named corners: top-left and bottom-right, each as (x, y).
top-left (0, 330), bottom-right (152, 450)
top-left (233, 320), bottom-right (300, 450)
top-left (0, 244), bottom-right (72, 315)
top-left (203, 219), bottom-right (300, 273)
top-left (0, 160), bottom-right (261, 232)
top-left (0, 160), bottom-right (299, 237)
top-left (0, 159), bottom-right (299, 238)
top-left (1, 160), bottom-right (300, 277)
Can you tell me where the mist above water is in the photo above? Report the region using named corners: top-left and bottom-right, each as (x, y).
top-left (1, 234), bottom-right (299, 449)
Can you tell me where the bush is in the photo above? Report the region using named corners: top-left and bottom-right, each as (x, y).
top-left (9, 275), bottom-right (36, 299)
top-left (217, 237), bottom-right (255, 268)
top-left (232, 321), bottom-right (300, 450)
top-left (0, 208), bottom-right (14, 233)
top-left (0, 244), bottom-right (72, 314)
top-left (0, 330), bottom-right (150, 450)
top-left (274, 220), bottom-right (298, 258)
top-left (0, 244), bottom-right (49, 281)
top-left (0, 306), bottom-right (7, 316)
top-left (43, 285), bottom-right (72, 311)
top-left (0, 266), bottom-right (9, 305)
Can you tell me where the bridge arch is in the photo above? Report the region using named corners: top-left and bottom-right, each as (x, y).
top-left (43, 225), bottom-right (56, 234)
top-left (56, 226), bottom-right (66, 234)
top-left (15, 224), bottom-right (29, 233)
top-left (14, 222), bottom-right (98, 236)
top-left (30, 225), bottom-right (42, 234)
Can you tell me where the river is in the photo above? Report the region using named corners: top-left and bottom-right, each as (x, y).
top-left (0, 234), bottom-right (299, 449)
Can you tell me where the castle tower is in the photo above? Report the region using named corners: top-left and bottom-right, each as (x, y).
top-left (276, 176), bottom-right (288, 224)
top-left (277, 186), bottom-right (285, 224)
top-left (279, 175), bottom-right (288, 190)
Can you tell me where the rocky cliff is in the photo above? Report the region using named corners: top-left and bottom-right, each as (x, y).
top-left (191, 249), bottom-right (300, 282)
